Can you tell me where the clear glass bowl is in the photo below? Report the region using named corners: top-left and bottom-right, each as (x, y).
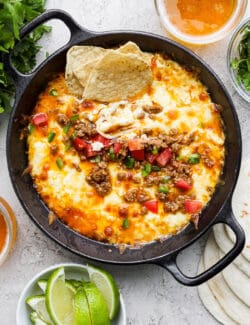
top-left (0, 196), bottom-right (17, 266)
top-left (154, 0), bottom-right (248, 45)
top-left (227, 18), bottom-right (250, 103)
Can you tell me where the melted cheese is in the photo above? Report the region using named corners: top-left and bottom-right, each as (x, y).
top-left (28, 54), bottom-right (225, 245)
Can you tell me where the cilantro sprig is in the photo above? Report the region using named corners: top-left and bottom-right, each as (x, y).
top-left (0, 0), bottom-right (51, 114)
top-left (231, 24), bottom-right (250, 91)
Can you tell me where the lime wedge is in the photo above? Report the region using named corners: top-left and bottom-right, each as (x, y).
top-left (30, 311), bottom-right (50, 325)
top-left (87, 264), bottom-right (120, 320)
top-left (26, 295), bottom-right (52, 323)
top-left (66, 279), bottom-right (83, 290)
top-left (83, 282), bottom-right (110, 325)
top-left (37, 279), bottom-right (47, 293)
top-left (74, 287), bottom-right (91, 325)
top-left (45, 267), bottom-right (76, 325)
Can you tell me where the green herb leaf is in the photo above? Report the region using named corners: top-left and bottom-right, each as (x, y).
top-left (0, 0), bottom-right (52, 114)
top-left (160, 175), bottom-right (171, 183)
top-left (65, 142), bottom-right (72, 152)
top-left (158, 186), bottom-right (169, 194)
top-left (90, 155), bottom-right (101, 163)
top-left (63, 123), bottom-right (71, 134)
top-left (151, 165), bottom-right (161, 171)
top-left (231, 23), bottom-right (250, 91)
top-left (122, 218), bottom-right (130, 229)
top-left (56, 158), bottom-right (64, 169)
top-left (70, 114), bottom-right (79, 122)
top-left (141, 162), bottom-right (151, 177)
top-left (47, 131), bottom-right (56, 143)
top-left (28, 123), bottom-right (34, 134)
top-left (49, 89), bottom-right (57, 96)
top-left (124, 157), bottom-right (135, 169)
top-left (188, 153), bottom-right (200, 164)
top-left (152, 146), bottom-right (158, 155)
top-left (109, 147), bottom-right (116, 160)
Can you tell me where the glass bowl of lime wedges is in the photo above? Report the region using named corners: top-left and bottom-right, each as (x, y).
top-left (228, 18), bottom-right (250, 102)
top-left (16, 263), bottom-right (126, 325)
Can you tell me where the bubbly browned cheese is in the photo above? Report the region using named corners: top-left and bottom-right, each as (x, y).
top-left (27, 53), bottom-right (225, 245)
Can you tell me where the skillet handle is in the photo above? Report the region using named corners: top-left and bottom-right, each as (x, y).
top-left (156, 203), bottom-right (245, 286)
top-left (2, 9), bottom-right (93, 87)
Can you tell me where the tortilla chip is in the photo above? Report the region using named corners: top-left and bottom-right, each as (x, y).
top-left (83, 51), bottom-right (153, 102)
top-left (65, 46), bottom-right (106, 96)
top-left (73, 59), bottom-right (100, 88)
top-left (118, 42), bottom-right (152, 65)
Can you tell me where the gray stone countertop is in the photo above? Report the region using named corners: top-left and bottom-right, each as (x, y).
top-left (1, 1), bottom-right (250, 324)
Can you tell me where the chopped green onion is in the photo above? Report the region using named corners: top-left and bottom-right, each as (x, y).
top-left (188, 153), bottom-right (200, 164)
top-left (90, 155), bottom-right (101, 163)
top-left (47, 131), bottom-right (56, 143)
top-left (158, 186), bottom-right (169, 194)
top-left (70, 131), bottom-right (77, 140)
top-left (70, 114), bottom-right (79, 122)
top-left (151, 165), bottom-right (161, 171)
top-left (56, 158), bottom-right (64, 169)
top-left (142, 162), bottom-right (152, 177)
top-left (152, 147), bottom-right (159, 155)
top-left (160, 175), bottom-right (171, 183)
top-left (124, 157), bottom-right (135, 169)
top-left (109, 147), bottom-right (116, 160)
top-left (63, 123), bottom-right (71, 134)
top-left (176, 155), bottom-right (184, 161)
top-left (122, 218), bottom-right (130, 229)
top-left (28, 123), bottom-right (34, 134)
top-left (49, 89), bottom-right (58, 96)
top-left (65, 142), bottom-right (72, 152)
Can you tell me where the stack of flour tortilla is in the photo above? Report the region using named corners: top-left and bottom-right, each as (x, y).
top-left (198, 160), bottom-right (250, 324)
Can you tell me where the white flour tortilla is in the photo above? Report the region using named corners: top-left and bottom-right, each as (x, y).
top-left (219, 249), bottom-right (250, 306)
top-left (204, 233), bottom-right (250, 324)
top-left (228, 159), bottom-right (250, 261)
top-left (213, 223), bottom-right (250, 276)
top-left (198, 258), bottom-right (236, 325)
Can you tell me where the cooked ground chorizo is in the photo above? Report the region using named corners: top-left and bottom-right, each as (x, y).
top-left (74, 121), bottom-right (97, 137)
top-left (86, 164), bottom-right (111, 196)
top-left (50, 144), bottom-right (58, 155)
top-left (164, 201), bottom-right (179, 213)
top-left (202, 156), bottom-right (215, 168)
top-left (156, 192), bottom-right (168, 201)
top-left (119, 205), bottom-right (129, 217)
top-left (123, 189), bottom-right (138, 202)
top-left (104, 226), bottom-right (113, 236)
top-left (57, 113), bottom-right (68, 125)
top-left (117, 172), bottom-right (127, 181)
top-left (142, 103), bottom-right (163, 114)
top-left (137, 189), bottom-right (150, 203)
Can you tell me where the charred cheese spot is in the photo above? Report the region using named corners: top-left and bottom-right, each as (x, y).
top-left (28, 55), bottom-right (225, 246)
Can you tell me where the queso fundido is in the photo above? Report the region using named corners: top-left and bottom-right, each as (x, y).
top-left (25, 42), bottom-right (225, 246)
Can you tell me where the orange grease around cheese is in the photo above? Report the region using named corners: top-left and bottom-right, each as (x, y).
top-left (164, 0), bottom-right (236, 36)
top-left (0, 213), bottom-right (7, 253)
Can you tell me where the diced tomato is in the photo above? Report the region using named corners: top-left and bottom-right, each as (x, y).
top-left (32, 113), bottom-right (48, 127)
top-left (175, 179), bottom-right (192, 191)
top-left (73, 137), bottom-right (87, 151)
top-left (184, 200), bottom-right (202, 214)
top-left (93, 134), bottom-right (111, 148)
top-left (131, 149), bottom-right (145, 161)
top-left (113, 142), bottom-right (122, 154)
top-left (85, 143), bottom-right (99, 157)
top-left (156, 148), bottom-right (172, 167)
top-left (144, 200), bottom-right (158, 214)
top-left (146, 152), bottom-right (157, 164)
top-left (128, 138), bottom-right (143, 151)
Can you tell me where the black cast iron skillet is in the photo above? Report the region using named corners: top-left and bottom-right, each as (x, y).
top-left (3, 10), bottom-right (245, 286)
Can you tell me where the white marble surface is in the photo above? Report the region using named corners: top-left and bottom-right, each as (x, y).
top-left (1, 1), bottom-right (250, 324)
